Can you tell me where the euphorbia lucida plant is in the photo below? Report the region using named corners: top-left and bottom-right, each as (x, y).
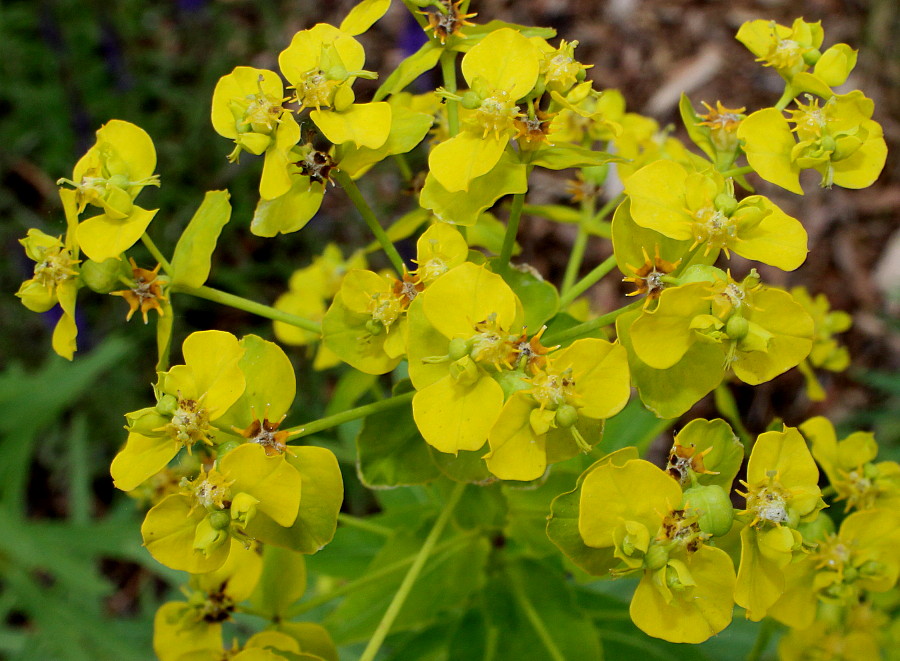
top-left (15, 2), bottom-right (894, 658)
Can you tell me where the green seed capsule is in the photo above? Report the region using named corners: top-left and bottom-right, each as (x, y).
top-left (365, 319), bottom-right (384, 336)
top-left (208, 510), bottom-right (231, 531)
top-left (555, 404), bottom-right (579, 429)
top-left (683, 484), bottom-right (734, 537)
top-left (448, 337), bottom-right (470, 361)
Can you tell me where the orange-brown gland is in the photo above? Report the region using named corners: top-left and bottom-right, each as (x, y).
top-left (197, 586), bottom-right (237, 624)
top-left (511, 325), bottom-right (556, 375)
top-left (392, 272), bottom-right (425, 308)
top-left (513, 111), bottom-right (556, 149)
top-left (697, 100), bottom-right (745, 134)
top-left (658, 508), bottom-right (706, 553)
top-left (623, 246), bottom-right (680, 302)
top-left (237, 416), bottom-right (291, 456)
top-left (111, 258), bottom-right (167, 323)
top-left (422, 0), bottom-right (477, 44)
top-left (565, 171), bottom-right (603, 203)
top-left (666, 443), bottom-right (717, 486)
top-left (296, 146), bottom-right (336, 185)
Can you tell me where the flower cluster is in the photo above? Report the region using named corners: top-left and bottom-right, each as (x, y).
top-left (15, 2), bottom-right (892, 657)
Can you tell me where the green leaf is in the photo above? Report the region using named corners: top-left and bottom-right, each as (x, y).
top-left (455, 21), bottom-right (556, 52)
top-left (339, 0), bottom-right (390, 36)
top-left (466, 212), bottom-right (519, 255)
top-left (366, 208), bottom-right (430, 252)
top-left (494, 259), bottom-right (560, 329)
top-left (546, 448), bottom-right (638, 576)
top-left (250, 545), bottom-right (308, 619)
top-left (527, 145), bottom-right (622, 170)
top-left (375, 42), bottom-right (442, 100)
top-left (357, 383), bottom-right (441, 488)
top-left (419, 154), bottom-right (528, 227)
top-left (249, 446), bottom-right (343, 554)
top-left (324, 533), bottom-right (490, 644)
top-left (522, 203), bottom-right (582, 224)
top-left (428, 444), bottom-right (493, 483)
top-left (503, 468), bottom-right (580, 557)
top-left (602, 397), bottom-right (676, 455)
top-left (483, 558), bottom-right (603, 660)
top-left (170, 190), bottom-right (231, 288)
top-left (452, 482), bottom-right (507, 531)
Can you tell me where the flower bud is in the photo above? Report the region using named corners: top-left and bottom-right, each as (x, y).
top-left (683, 484), bottom-right (734, 537)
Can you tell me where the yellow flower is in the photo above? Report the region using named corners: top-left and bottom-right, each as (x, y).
top-left (801, 416), bottom-right (900, 512)
top-left (428, 28), bottom-right (541, 192)
top-left (15, 192), bottom-right (81, 360)
top-left (111, 331), bottom-right (246, 492)
top-left (58, 120), bottom-right (160, 262)
top-left (578, 458), bottom-right (736, 643)
top-left (278, 23), bottom-right (391, 149)
top-left (484, 338), bottom-right (630, 481)
top-left (141, 443), bottom-right (301, 573)
top-left (734, 426), bottom-right (826, 621)
top-left (407, 263), bottom-right (525, 453)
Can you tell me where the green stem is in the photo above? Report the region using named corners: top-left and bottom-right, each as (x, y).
top-left (720, 165), bottom-right (755, 178)
top-left (507, 568), bottom-right (566, 661)
top-left (440, 50), bottom-right (460, 136)
top-left (545, 299), bottom-right (643, 346)
top-left (561, 196), bottom-right (595, 294)
top-left (141, 233), bottom-right (172, 275)
top-left (286, 391), bottom-right (414, 439)
top-left (399, 0), bottom-right (430, 29)
top-left (559, 254), bottom-right (617, 309)
top-left (359, 482), bottom-right (467, 661)
top-left (337, 513), bottom-right (394, 538)
top-left (171, 284), bottom-right (321, 334)
top-left (774, 85), bottom-right (796, 111)
top-left (333, 169), bottom-right (405, 274)
top-left (499, 192), bottom-right (525, 268)
top-left (714, 385), bottom-right (753, 450)
top-left (393, 153), bottom-right (413, 182)
top-left (746, 618), bottom-right (777, 661)
top-left (285, 532), bottom-right (475, 618)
